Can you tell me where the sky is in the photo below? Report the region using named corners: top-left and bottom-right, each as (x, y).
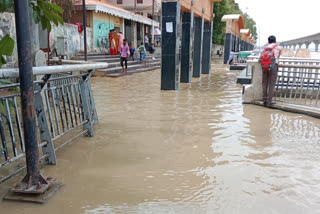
top-left (234, 0), bottom-right (320, 47)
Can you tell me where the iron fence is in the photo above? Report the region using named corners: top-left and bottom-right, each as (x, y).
top-left (0, 63), bottom-right (107, 183)
top-left (275, 60), bottom-right (320, 106)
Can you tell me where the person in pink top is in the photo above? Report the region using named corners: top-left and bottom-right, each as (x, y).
top-left (259, 35), bottom-right (283, 105)
top-left (117, 32), bottom-right (124, 53)
top-left (120, 39), bottom-right (130, 74)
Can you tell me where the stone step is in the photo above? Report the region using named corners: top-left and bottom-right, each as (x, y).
top-left (89, 56), bottom-right (160, 64)
top-left (78, 53), bottom-right (109, 57)
top-left (104, 65), bottom-right (161, 78)
top-left (104, 61), bottom-right (160, 74)
top-left (94, 61), bottom-right (160, 77)
top-left (78, 53), bottom-right (161, 61)
top-left (106, 58), bottom-right (160, 68)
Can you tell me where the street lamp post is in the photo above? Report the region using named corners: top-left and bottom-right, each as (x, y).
top-left (152, 0), bottom-right (155, 45)
top-left (83, 0), bottom-right (88, 61)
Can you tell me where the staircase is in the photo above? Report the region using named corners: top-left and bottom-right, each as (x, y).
top-left (77, 52), bottom-right (161, 78)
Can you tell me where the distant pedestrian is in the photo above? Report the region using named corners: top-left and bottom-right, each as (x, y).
top-left (117, 32), bottom-right (124, 53)
top-left (218, 48), bottom-right (223, 57)
top-left (148, 43), bottom-right (155, 54)
top-left (227, 49), bottom-right (235, 65)
top-left (120, 39), bottom-right (130, 74)
top-left (144, 33), bottom-right (149, 51)
top-left (259, 35), bottom-right (283, 105)
top-left (129, 42), bottom-right (135, 61)
top-left (138, 42), bottom-right (146, 65)
top-left (130, 46), bottom-right (135, 61)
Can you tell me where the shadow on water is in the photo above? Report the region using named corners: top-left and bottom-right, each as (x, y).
top-left (0, 58), bottom-right (320, 214)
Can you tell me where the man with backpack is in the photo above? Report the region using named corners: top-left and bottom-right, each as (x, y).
top-left (259, 36), bottom-right (283, 105)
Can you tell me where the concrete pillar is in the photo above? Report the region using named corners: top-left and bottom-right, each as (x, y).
top-left (180, 12), bottom-right (194, 83)
top-left (305, 42), bottom-right (311, 49)
top-left (131, 21), bottom-right (137, 49)
top-left (120, 19), bottom-right (125, 35)
top-left (298, 43), bottom-right (303, 49)
top-left (293, 44), bottom-right (296, 51)
top-left (315, 42), bottom-right (319, 52)
top-left (224, 33), bottom-right (232, 64)
top-left (235, 36), bottom-right (240, 52)
top-left (161, 1), bottom-right (180, 90)
top-left (201, 21), bottom-right (213, 74)
top-left (193, 16), bottom-right (204, 77)
top-left (232, 34), bottom-right (236, 51)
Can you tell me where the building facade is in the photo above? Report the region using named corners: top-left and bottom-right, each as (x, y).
top-left (73, 0), bottom-right (159, 52)
top-left (105, 0), bottom-right (161, 22)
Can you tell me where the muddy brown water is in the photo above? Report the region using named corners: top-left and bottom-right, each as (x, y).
top-left (1, 59), bottom-right (320, 213)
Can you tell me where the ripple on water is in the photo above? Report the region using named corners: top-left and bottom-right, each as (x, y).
top-left (1, 59), bottom-right (320, 214)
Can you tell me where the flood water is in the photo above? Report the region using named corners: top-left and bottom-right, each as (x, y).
top-left (1, 59), bottom-right (320, 213)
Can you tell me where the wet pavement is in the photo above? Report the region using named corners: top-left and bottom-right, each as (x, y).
top-left (1, 59), bottom-right (320, 213)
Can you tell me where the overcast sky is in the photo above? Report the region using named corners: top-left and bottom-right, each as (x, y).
top-left (234, 0), bottom-right (320, 46)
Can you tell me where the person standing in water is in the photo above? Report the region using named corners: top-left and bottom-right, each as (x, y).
top-left (120, 39), bottom-right (129, 74)
top-left (259, 35), bottom-right (283, 105)
top-left (138, 42), bottom-right (146, 65)
top-left (218, 48), bottom-right (223, 58)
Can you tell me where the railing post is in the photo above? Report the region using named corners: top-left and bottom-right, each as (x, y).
top-left (79, 77), bottom-right (94, 137)
top-left (34, 85), bottom-right (56, 165)
top-left (87, 80), bottom-right (99, 125)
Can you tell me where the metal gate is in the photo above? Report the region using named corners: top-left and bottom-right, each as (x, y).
top-left (0, 63), bottom-right (107, 183)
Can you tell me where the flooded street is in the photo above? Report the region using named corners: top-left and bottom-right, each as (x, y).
top-left (1, 59), bottom-right (320, 213)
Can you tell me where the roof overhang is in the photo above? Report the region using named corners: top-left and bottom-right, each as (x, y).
top-left (221, 14), bottom-right (244, 29)
top-left (86, 4), bottom-right (159, 27)
top-left (240, 29), bottom-right (250, 35)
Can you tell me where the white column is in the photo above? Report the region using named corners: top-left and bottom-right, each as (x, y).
top-left (133, 21), bottom-right (137, 48)
top-left (152, 20), bottom-right (154, 45)
top-left (120, 18), bottom-right (125, 35)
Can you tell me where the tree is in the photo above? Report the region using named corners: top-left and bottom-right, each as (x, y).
top-left (213, 0), bottom-right (258, 45)
top-left (0, 0), bottom-right (64, 68)
top-left (51, 0), bottom-right (74, 23)
top-left (242, 12), bottom-right (257, 40)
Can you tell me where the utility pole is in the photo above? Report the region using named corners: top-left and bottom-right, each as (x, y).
top-left (134, 0), bottom-right (137, 14)
top-left (152, 0), bottom-right (155, 45)
top-left (12, 0), bottom-right (53, 194)
top-left (83, 0), bottom-right (88, 61)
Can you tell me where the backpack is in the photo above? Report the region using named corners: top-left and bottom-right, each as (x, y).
top-left (260, 45), bottom-right (277, 71)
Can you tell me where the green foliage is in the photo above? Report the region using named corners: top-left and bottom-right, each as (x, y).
top-left (213, 0), bottom-right (258, 45)
top-left (0, 0), bottom-right (13, 13)
top-left (0, 0), bottom-right (63, 68)
top-left (0, 34), bottom-right (14, 67)
top-left (0, 79), bottom-right (19, 91)
top-left (51, 0), bottom-right (74, 23)
top-left (0, 98), bottom-right (15, 116)
top-left (242, 12), bottom-right (257, 40)
top-left (30, 0), bottom-right (64, 32)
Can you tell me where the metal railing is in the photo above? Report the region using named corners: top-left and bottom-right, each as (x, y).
top-left (0, 63), bottom-right (107, 183)
top-left (275, 61), bottom-right (320, 106)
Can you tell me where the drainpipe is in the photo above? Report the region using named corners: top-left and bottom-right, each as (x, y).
top-left (83, 0), bottom-right (88, 61)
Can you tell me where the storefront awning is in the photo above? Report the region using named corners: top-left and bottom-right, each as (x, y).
top-left (82, 0), bottom-right (159, 27)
